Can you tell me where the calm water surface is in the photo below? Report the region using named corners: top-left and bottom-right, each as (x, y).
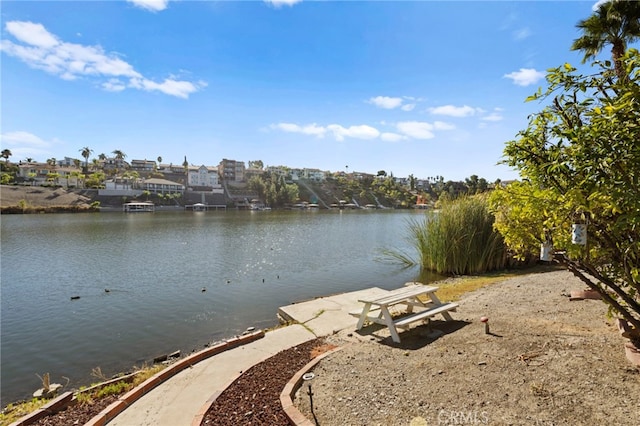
top-left (1, 209), bottom-right (431, 405)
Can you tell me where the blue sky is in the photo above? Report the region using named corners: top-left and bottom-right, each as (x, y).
top-left (0, 0), bottom-right (616, 181)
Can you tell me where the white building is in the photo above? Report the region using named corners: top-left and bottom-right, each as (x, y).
top-left (142, 178), bottom-right (185, 194)
top-left (264, 166), bottom-right (326, 182)
top-left (187, 165), bottom-right (221, 189)
top-left (303, 168), bottom-right (326, 182)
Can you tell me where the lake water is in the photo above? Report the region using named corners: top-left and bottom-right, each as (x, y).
top-left (0, 209), bottom-right (433, 405)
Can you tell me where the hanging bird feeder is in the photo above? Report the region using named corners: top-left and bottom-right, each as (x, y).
top-left (540, 230), bottom-right (553, 261)
top-left (571, 212), bottom-right (588, 246)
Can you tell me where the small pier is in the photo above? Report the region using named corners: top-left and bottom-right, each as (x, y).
top-left (185, 203), bottom-right (227, 211)
top-left (123, 202), bottom-right (155, 212)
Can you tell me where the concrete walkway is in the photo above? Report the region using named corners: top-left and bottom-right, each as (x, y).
top-left (106, 287), bottom-right (385, 425)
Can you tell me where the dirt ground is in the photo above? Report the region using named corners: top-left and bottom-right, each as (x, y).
top-left (295, 270), bottom-right (640, 426)
top-left (0, 185), bottom-right (92, 208)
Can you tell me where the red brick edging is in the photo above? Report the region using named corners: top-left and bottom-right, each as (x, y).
top-left (84, 330), bottom-right (265, 426)
top-left (9, 330), bottom-right (265, 426)
top-left (8, 392), bottom-right (74, 426)
top-left (280, 346), bottom-right (344, 426)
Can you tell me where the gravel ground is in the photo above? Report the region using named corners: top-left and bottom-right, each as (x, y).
top-left (294, 270), bottom-right (640, 426)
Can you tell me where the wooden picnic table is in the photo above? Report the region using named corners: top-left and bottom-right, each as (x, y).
top-left (355, 283), bottom-right (458, 343)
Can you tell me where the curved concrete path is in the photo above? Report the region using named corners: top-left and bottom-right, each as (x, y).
top-left (106, 287), bottom-right (381, 425)
top-left (107, 325), bottom-right (314, 426)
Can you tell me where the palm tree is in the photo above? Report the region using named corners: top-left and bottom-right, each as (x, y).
top-left (1, 149), bottom-right (11, 163)
top-left (80, 147), bottom-right (93, 172)
top-left (98, 153), bottom-right (107, 161)
top-left (112, 150), bottom-right (127, 172)
top-left (571, 0), bottom-right (640, 80)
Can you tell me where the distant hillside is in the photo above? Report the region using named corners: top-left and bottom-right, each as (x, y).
top-left (0, 185), bottom-right (97, 213)
top-left (298, 178), bottom-right (416, 208)
top-left (0, 176), bottom-right (425, 213)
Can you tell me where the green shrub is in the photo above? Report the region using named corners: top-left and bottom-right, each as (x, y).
top-left (95, 381), bottom-right (129, 399)
top-left (385, 195), bottom-right (508, 275)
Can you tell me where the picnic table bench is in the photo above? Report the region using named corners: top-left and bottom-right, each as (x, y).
top-left (353, 283), bottom-right (458, 343)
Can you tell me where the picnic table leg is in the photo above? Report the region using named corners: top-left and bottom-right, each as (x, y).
top-left (356, 302), bottom-right (373, 330)
top-left (429, 293), bottom-right (454, 321)
top-left (380, 306), bottom-right (401, 343)
top-left (405, 296), bottom-right (428, 313)
top-left (406, 298), bottom-right (415, 313)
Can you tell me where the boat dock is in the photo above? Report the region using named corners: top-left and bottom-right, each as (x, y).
top-left (184, 203), bottom-right (227, 211)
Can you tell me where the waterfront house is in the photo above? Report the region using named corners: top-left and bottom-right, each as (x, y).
top-left (102, 157), bottom-right (128, 172)
top-left (141, 178), bottom-right (185, 194)
top-left (57, 157), bottom-right (81, 168)
top-left (244, 166), bottom-right (266, 182)
top-left (218, 158), bottom-right (245, 182)
top-left (187, 165), bottom-right (221, 191)
top-left (17, 162), bottom-right (82, 187)
top-left (130, 159), bottom-right (157, 173)
top-left (303, 168), bottom-right (326, 182)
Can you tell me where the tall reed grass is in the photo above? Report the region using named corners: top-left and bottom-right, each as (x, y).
top-left (384, 195), bottom-right (507, 275)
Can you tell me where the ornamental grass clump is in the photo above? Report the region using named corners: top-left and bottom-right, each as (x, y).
top-left (385, 195), bottom-right (508, 275)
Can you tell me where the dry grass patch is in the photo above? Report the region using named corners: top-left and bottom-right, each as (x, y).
top-left (310, 343), bottom-right (338, 358)
top-left (430, 266), bottom-right (559, 302)
top-left (0, 398), bottom-right (49, 425)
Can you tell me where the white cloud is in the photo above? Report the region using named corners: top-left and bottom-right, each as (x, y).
top-left (380, 132), bottom-right (405, 142)
top-left (270, 122), bottom-right (379, 141)
top-left (504, 68), bottom-right (545, 86)
top-left (327, 124), bottom-right (380, 141)
top-left (103, 78), bottom-right (127, 92)
top-left (513, 27), bottom-right (531, 40)
top-left (482, 113), bottom-right (503, 122)
top-left (428, 105), bottom-right (478, 117)
top-left (270, 123), bottom-right (327, 137)
top-left (271, 119), bottom-right (454, 142)
top-left (6, 21), bottom-right (59, 48)
top-left (395, 120), bottom-right (455, 139)
top-left (368, 96), bottom-right (403, 109)
top-left (433, 121), bottom-right (455, 130)
top-left (264, 0), bottom-right (303, 8)
top-left (272, 123), bottom-right (300, 132)
top-left (396, 121), bottom-right (435, 140)
top-left (0, 131), bottom-right (57, 158)
top-left (127, 0), bottom-right (170, 12)
top-left (499, 12), bottom-right (518, 31)
top-left (1, 131), bottom-right (49, 147)
top-left (129, 77), bottom-right (206, 99)
top-left (1, 20), bottom-right (204, 98)
top-left (368, 95), bottom-right (420, 111)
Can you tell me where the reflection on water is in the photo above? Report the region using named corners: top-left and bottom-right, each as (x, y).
top-left (0, 209), bottom-right (433, 405)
